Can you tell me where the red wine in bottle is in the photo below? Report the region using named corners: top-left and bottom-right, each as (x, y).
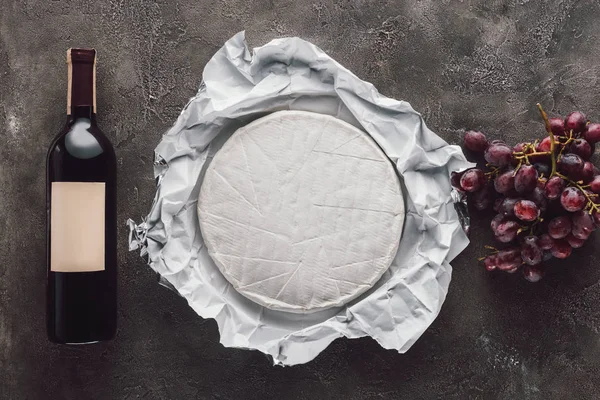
top-left (46, 48), bottom-right (117, 344)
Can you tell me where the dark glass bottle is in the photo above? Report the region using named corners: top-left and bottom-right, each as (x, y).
top-left (46, 48), bottom-right (117, 344)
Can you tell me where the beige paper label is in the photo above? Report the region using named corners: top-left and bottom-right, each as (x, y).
top-left (51, 182), bottom-right (105, 272)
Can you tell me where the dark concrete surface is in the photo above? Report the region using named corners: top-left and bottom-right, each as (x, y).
top-left (2, 0), bottom-right (600, 398)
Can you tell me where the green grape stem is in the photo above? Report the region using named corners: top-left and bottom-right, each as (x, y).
top-left (513, 151), bottom-right (552, 164)
top-left (478, 245), bottom-right (500, 261)
top-left (484, 166), bottom-right (502, 180)
top-left (558, 131), bottom-right (574, 157)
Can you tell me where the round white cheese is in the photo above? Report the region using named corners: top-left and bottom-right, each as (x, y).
top-left (198, 111), bottom-right (405, 313)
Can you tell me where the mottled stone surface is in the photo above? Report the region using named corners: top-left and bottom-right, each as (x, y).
top-left (2, 0), bottom-right (600, 398)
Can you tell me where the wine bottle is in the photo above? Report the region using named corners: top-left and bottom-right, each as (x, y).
top-left (46, 48), bottom-right (117, 344)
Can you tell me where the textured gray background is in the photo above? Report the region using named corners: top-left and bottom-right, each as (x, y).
top-left (2, 0), bottom-right (600, 398)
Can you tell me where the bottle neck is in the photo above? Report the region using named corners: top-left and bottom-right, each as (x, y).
top-left (67, 48), bottom-right (96, 117)
top-left (68, 106), bottom-right (96, 122)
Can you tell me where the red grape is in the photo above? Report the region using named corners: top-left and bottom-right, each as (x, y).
top-left (484, 143), bottom-right (513, 167)
top-left (500, 197), bottom-right (519, 217)
top-left (513, 142), bottom-right (527, 152)
top-left (569, 138), bottom-right (593, 160)
top-left (464, 131), bottom-right (489, 152)
top-left (572, 210), bottom-right (596, 234)
top-left (495, 220), bottom-right (520, 243)
top-left (548, 216), bottom-right (571, 239)
top-left (571, 219), bottom-right (593, 240)
top-left (572, 229), bottom-right (591, 241)
top-left (590, 176), bottom-right (600, 194)
top-left (557, 153), bottom-right (584, 177)
top-left (460, 168), bottom-right (486, 192)
top-left (521, 236), bottom-right (542, 265)
top-left (582, 162), bottom-right (595, 183)
top-left (584, 123), bottom-right (600, 144)
top-left (560, 186), bottom-right (586, 212)
top-left (538, 234), bottom-right (554, 250)
top-left (566, 234), bottom-right (585, 248)
top-left (565, 111), bottom-right (587, 134)
top-left (472, 185), bottom-right (494, 210)
top-left (514, 165), bottom-right (538, 194)
top-left (494, 170), bottom-right (515, 194)
top-left (523, 264), bottom-right (545, 283)
top-left (551, 239), bottom-right (572, 259)
top-left (514, 199), bottom-right (540, 222)
top-left (536, 136), bottom-right (552, 152)
top-left (593, 210), bottom-right (600, 225)
top-left (496, 248), bottom-right (522, 271)
top-left (526, 187), bottom-right (547, 213)
top-left (484, 255), bottom-right (498, 271)
top-left (491, 214), bottom-right (507, 231)
top-left (549, 117), bottom-right (565, 136)
top-left (544, 176), bottom-right (566, 199)
top-left (533, 163), bottom-right (550, 177)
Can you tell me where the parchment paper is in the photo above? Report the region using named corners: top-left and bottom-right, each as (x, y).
top-left (128, 32), bottom-right (474, 366)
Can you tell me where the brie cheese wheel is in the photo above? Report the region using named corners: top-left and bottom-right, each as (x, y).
top-left (198, 111), bottom-right (405, 313)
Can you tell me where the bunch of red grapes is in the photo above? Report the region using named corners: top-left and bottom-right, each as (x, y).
top-left (453, 104), bottom-right (600, 283)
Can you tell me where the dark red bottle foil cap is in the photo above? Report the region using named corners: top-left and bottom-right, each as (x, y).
top-left (69, 48), bottom-right (96, 64)
top-left (67, 48), bottom-right (96, 113)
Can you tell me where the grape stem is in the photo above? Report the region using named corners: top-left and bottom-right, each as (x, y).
top-left (484, 166), bottom-right (501, 179)
top-left (558, 131), bottom-right (574, 157)
top-left (513, 151), bottom-right (551, 163)
top-left (512, 138), bottom-right (551, 170)
top-left (517, 218), bottom-right (542, 235)
top-left (536, 103), bottom-right (557, 177)
top-left (478, 246), bottom-right (499, 261)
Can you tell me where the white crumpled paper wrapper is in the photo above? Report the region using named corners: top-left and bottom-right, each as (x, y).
top-left (128, 32), bottom-right (473, 366)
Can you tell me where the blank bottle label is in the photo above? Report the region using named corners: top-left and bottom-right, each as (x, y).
top-left (51, 182), bottom-right (105, 272)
